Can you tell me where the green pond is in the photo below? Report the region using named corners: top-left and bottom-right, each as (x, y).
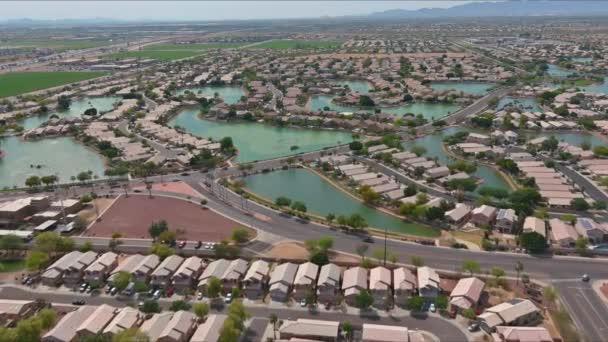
top-left (403, 127), bottom-right (511, 192)
top-left (308, 95), bottom-right (459, 120)
top-left (547, 64), bottom-right (575, 78)
top-left (170, 108), bottom-right (353, 163)
top-left (0, 136), bottom-right (106, 189)
top-left (176, 86), bottom-right (244, 104)
top-left (245, 168), bottom-right (440, 237)
top-left (497, 97), bottom-right (541, 112)
top-left (333, 80), bottom-right (371, 93)
top-left (21, 96), bottom-right (120, 130)
top-left (429, 82), bottom-right (495, 95)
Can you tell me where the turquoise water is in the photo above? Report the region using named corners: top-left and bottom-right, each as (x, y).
top-left (573, 57), bottom-right (593, 63)
top-left (547, 64), bottom-right (575, 78)
top-left (497, 97), bottom-right (541, 112)
top-left (402, 127), bottom-right (511, 191)
top-left (529, 132), bottom-right (606, 147)
top-left (307, 95), bottom-right (459, 120)
top-left (429, 82), bottom-right (495, 95)
top-left (0, 136), bottom-right (106, 189)
top-left (333, 80), bottom-right (371, 93)
top-left (176, 86), bottom-right (245, 104)
top-left (170, 108), bottom-right (353, 163)
top-left (582, 78), bottom-right (608, 94)
top-left (20, 96), bottom-right (120, 130)
top-left (244, 168), bottom-right (440, 237)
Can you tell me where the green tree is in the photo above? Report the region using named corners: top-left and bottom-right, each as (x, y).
top-left (406, 295), bottom-right (424, 311)
top-left (359, 185), bottom-right (380, 204)
top-left (112, 328), bottom-right (149, 342)
top-left (491, 266), bottom-right (506, 284)
top-left (461, 308), bottom-right (476, 320)
top-left (358, 95), bottom-right (375, 107)
top-left (575, 237), bottom-right (589, 256)
top-left (218, 317), bottom-right (241, 342)
top-left (140, 300), bottom-right (160, 313)
top-left (150, 243), bottom-right (174, 260)
top-left (0, 234), bottom-right (23, 254)
top-left (410, 256), bottom-right (424, 267)
top-left (275, 196), bottom-right (292, 207)
top-left (169, 300), bottom-right (191, 312)
top-left (435, 294), bottom-right (449, 310)
top-left (57, 95), bottom-right (71, 110)
top-left (148, 220), bottom-right (168, 240)
top-left (509, 188), bottom-right (541, 216)
top-left (291, 201), bottom-right (307, 213)
top-left (193, 302), bottom-right (209, 319)
top-left (25, 251), bottom-right (49, 271)
top-left (231, 227), bottom-right (251, 243)
top-left (112, 271), bottom-right (132, 291)
top-left (220, 137), bottom-right (234, 152)
top-left (570, 198), bottom-right (590, 211)
top-left (325, 213), bottom-right (335, 223)
top-left (349, 141), bottom-right (363, 151)
top-left (341, 321), bottom-right (353, 342)
top-left (354, 290), bottom-right (374, 310)
top-left (461, 259), bottom-right (480, 276)
top-left (519, 232), bottom-right (547, 253)
top-left (206, 276), bottom-right (222, 298)
top-left (25, 176), bottom-right (41, 188)
top-left (33, 232), bottom-right (73, 254)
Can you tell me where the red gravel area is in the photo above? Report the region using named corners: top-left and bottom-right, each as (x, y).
top-left (133, 181), bottom-right (202, 198)
top-left (85, 194), bottom-right (239, 241)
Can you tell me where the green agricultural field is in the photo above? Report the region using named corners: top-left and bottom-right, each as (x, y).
top-left (251, 40), bottom-right (341, 49)
top-left (0, 40), bottom-right (112, 51)
top-left (106, 50), bottom-right (201, 61)
top-left (143, 42), bottom-right (246, 51)
top-left (0, 71), bottom-right (106, 98)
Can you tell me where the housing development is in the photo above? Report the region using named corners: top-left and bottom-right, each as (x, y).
top-left (1, 1), bottom-right (608, 341)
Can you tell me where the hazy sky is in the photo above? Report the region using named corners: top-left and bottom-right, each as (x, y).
top-left (1, 1), bottom-right (474, 21)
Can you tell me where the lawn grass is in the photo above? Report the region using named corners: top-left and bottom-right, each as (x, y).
top-left (251, 40), bottom-right (341, 49)
top-left (106, 50), bottom-right (201, 61)
top-left (0, 259), bottom-right (25, 272)
top-left (0, 71), bottom-right (107, 98)
top-left (0, 40), bottom-right (111, 51)
top-left (143, 42), bottom-right (246, 51)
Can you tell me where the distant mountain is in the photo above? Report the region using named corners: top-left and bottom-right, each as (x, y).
top-left (369, 1), bottom-right (608, 19)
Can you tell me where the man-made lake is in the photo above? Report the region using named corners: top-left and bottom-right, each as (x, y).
top-left (403, 127), bottom-right (511, 191)
top-left (21, 96), bottom-right (120, 130)
top-left (533, 132), bottom-right (606, 147)
top-left (496, 97), bottom-right (541, 112)
top-left (547, 64), bottom-right (575, 78)
top-left (176, 86), bottom-right (245, 105)
top-left (333, 80), bottom-right (372, 93)
top-left (429, 82), bottom-right (495, 95)
top-left (308, 95), bottom-right (459, 120)
top-left (170, 108), bottom-right (353, 163)
top-left (0, 136), bottom-right (106, 189)
top-left (582, 78), bottom-right (608, 95)
top-left (244, 168), bottom-right (440, 237)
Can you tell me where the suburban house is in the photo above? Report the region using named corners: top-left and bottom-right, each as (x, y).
top-left (172, 256), bottom-right (204, 292)
top-left (190, 314), bottom-right (227, 342)
top-left (449, 277), bottom-right (485, 313)
top-left (342, 266), bottom-right (368, 306)
top-left (150, 255), bottom-right (184, 288)
top-left (43, 306), bottom-right (97, 342)
top-left (62, 251), bottom-right (98, 285)
top-left (293, 262), bottom-right (319, 301)
top-left (242, 260), bottom-right (270, 299)
top-left (492, 326), bottom-right (552, 342)
top-left (220, 258), bottom-right (249, 292)
top-left (102, 307), bottom-right (143, 338)
top-left (445, 204), bottom-right (472, 226)
top-left (84, 251), bottom-right (118, 286)
top-left (523, 217), bottom-right (546, 238)
top-left (108, 254), bottom-right (145, 285)
top-left (279, 319), bottom-right (340, 342)
top-left (575, 217), bottom-right (607, 244)
top-left (495, 209), bottom-right (517, 234)
top-left (198, 259), bottom-right (230, 292)
top-left (131, 254), bottom-right (160, 283)
top-left (470, 205), bottom-right (498, 227)
top-left (76, 304), bottom-right (117, 339)
top-left (362, 324), bottom-right (410, 342)
top-left (140, 312), bottom-right (174, 342)
top-left (477, 299), bottom-right (541, 333)
top-left (0, 299), bottom-right (36, 325)
top-left (268, 262), bottom-right (298, 302)
top-left (369, 266), bottom-right (392, 309)
top-left (417, 266), bottom-right (441, 300)
top-left (41, 251), bottom-right (87, 286)
top-left (156, 310), bottom-right (197, 342)
top-left (317, 263), bottom-right (342, 304)
top-left (549, 218), bottom-right (579, 248)
top-left (393, 267), bottom-right (417, 305)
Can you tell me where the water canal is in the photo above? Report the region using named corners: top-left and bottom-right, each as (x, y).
top-left (244, 168), bottom-right (440, 237)
top-left (170, 108), bottom-right (354, 163)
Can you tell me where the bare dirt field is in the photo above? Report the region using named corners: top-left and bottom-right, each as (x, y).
top-left (133, 181), bottom-right (202, 198)
top-left (78, 198), bottom-right (116, 224)
top-left (264, 241), bottom-right (359, 263)
top-left (84, 194), bottom-right (240, 241)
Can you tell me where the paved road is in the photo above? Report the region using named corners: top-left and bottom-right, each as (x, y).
top-left (0, 285), bottom-right (466, 342)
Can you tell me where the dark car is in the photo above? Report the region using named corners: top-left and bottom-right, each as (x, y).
top-left (362, 236), bottom-right (374, 243)
top-left (72, 299), bottom-right (85, 306)
top-left (178, 241), bottom-right (187, 249)
top-left (195, 241), bottom-right (203, 249)
top-left (180, 172), bottom-right (190, 176)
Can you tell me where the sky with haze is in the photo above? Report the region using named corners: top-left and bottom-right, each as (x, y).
top-left (2, 1), bottom-right (475, 21)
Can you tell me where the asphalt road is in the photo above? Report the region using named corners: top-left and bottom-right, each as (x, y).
top-left (553, 281), bottom-right (608, 342)
top-left (0, 285), bottom-right (466, 342)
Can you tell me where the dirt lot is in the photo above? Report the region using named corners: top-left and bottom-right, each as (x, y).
top-left (78, 198), bottom-right (116, 224)
top-left (133, 181), bottom-right (202, 198)
top-left (84, 194), bottom-right (240, 241)
top-left (264, 241), bottom-right (359, 263)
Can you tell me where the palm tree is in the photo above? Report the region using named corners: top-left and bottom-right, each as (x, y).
top-left (515, 261), bottom-right (524, 285)
top-left (269, 314), bottom-right (278, 339)
top-left (146, 182), bottom-right (153, 198)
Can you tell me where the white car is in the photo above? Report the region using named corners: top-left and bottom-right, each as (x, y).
top-left (224, 293), bottom-right (233, 303)
top-left (300, 299), bottom-right (307, 307)
top-left (429, 303), bottom-right (436, 313)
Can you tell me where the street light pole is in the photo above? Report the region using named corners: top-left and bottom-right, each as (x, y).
top-left (383, 226), bottom-right (387, 266)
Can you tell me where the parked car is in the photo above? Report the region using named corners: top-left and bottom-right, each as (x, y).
top-left (110, 287), bottom-right (118, 296)
top-left (468, 323), bottom-right (480, 332)
top-left (300, 299), bottom-right (307, 307)
top-left (178, 241), bottom-right (187, 249)
top-left (429, 303), bottom-right (436, 313)
top-left (79, 283), bottom-right (87, 293)
top-left (195, 241), bottom-right (203, 249)
top-left (72, 300), bottom-right (85, 306)
top-left (197, 291), bottom-right (204, 300)
top-left (153, 289), bottom-right (162, 300)
top-left (166, 287), bottom-right (174, 297)
top-left (224, 293), bottom-right (233, 303)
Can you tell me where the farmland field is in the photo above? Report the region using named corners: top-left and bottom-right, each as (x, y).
top-left (251, 40), bottom-right (341, 49)
top-left (106, 50), bottom-right (201, 61)
top-left (0, 40), bottom-right (112, 51)
top-left (0, 71), bottom-right (106, 98)
top-left (143, 42), bottom-right (246, 50)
